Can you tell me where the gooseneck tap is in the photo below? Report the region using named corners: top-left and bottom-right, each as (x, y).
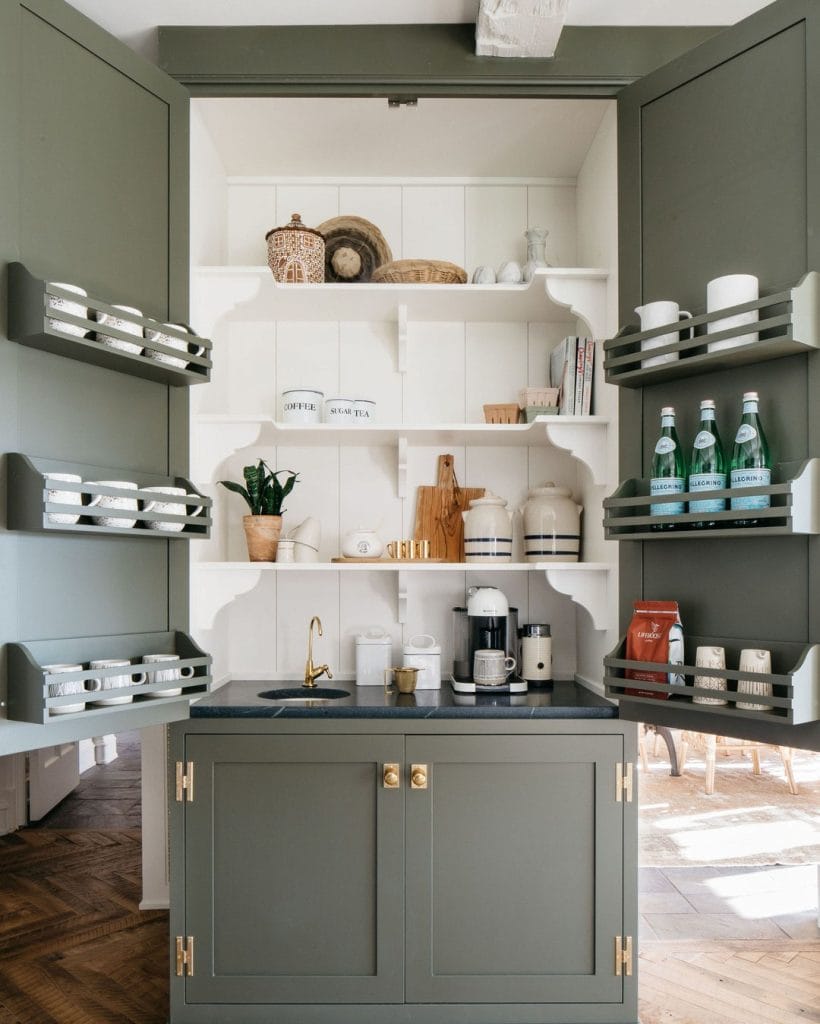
top-left (304, 615), bottom-right (333, 688)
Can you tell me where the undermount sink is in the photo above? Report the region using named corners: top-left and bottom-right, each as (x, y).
top-left (258, 686), bottom-right (351, 704)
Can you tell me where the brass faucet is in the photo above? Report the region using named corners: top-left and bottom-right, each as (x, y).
top-left (304, 615), bottom-right (333, 688)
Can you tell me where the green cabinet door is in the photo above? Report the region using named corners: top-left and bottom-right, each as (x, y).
top-left (405, 734), bottom-right (626, 1006)
top-left (182, 734), bottom-right (404, 1005)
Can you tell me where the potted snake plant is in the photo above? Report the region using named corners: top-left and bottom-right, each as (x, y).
top-left (218, 460), bottom-right (299, 561)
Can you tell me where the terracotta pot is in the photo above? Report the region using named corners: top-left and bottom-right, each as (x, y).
top-left (242, 515), bottom-right (282, 562)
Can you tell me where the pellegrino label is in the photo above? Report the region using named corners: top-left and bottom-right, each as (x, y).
top-left (730, 468), bottom-right (771, 511)
top-left (735, 423), bottom-right (758, 444)
top-left (693, 430), bottom-right (715, 449)
top-left (654, 437), bottom-right (677, 455)
top-left (689, 472), bottom-right (726, 514)
top-left (650, 476), bottom-right (685, 516)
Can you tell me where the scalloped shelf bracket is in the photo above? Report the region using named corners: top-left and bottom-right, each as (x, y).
top-left (192, 566), bottom-right (264, 630)
top-left (191, 270), bottom-right (266, 338)
top-left (543, 274), bottom-right (607, 338)
top-left (542, 419), bottom-right (609, 486)
top-left (543, 566), bottom-right (613, 631)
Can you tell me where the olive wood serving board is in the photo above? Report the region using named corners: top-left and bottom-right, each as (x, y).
top-left (413, 454), bottom-right (484, 563)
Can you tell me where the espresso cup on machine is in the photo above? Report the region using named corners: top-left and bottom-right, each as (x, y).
top-left (473, 648), bottom-right (517, 686)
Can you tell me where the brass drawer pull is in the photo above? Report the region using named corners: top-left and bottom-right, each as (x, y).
top-left (383, 763), bottom-right (400, 788)
top-left (410, 764), bottom-right (428, 789)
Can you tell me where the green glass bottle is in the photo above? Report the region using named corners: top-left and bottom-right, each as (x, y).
top-left (688, 399), bottom-right (726, 528)
top-left (729, 391), bottom-right (771, 526)
top-left (650, 406), bottom-right (686, 527)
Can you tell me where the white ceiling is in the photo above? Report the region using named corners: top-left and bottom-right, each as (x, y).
top-left (196, 97), bottom-right (612, 178)
top-left (68, 1), bottom-right (772, 62)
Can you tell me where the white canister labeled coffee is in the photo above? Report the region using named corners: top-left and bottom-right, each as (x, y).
top-left (282, 388), bottom-right (323, 423)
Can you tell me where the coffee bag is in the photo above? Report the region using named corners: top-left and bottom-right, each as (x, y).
top-left (624, 600), bottom-right (684, 699)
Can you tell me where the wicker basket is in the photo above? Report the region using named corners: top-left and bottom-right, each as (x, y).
top-left (519, 386), bottom-right (560, 408)
top-left (483, 403), bottom-right (521, 424)
top-left (371, 259), bottom-right (467, 285)
top-left (265, 213), bottom-right (325, 284)
top-left (316, 215), bottom-right (392, 282)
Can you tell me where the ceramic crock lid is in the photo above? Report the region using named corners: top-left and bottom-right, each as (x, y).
top-left (468, 491), bottom-right (508, 507)
top-left (528, 481), bottom-right (571, 497)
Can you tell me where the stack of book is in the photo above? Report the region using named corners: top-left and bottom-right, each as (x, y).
top-left (549, 336), bottom-right (595, 415)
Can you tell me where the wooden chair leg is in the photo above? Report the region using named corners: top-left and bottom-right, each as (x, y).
top-left (705, 734), bottom-right (717, 795)
top-left (751, 747), bottom-right (761, 775)
top-left (638, 725), bottom-right (648, 772)
top-left (678, 736), bottom-right (689, 774)
top-left (779, 746), bottom-right (799, 795)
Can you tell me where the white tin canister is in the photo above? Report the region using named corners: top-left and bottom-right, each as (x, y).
top-left (324, 397), bottom-right (355, 424)
top-left (521, 482), bottom-right (582, 562)
top-left (462, 493), bottom-right (513, 563)
top-left (282, 388), bottom-right (323, 423)
top-left (402, 633), bottom-right (441, 690)
top-left (355, 628), bottom-right (393, 685)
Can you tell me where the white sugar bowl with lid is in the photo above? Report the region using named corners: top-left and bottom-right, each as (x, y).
top-left (462, 492), bottom-right (513, 563)
top-left (341, 528), bottom-right (383, 558)
top-left (521, 482), bottom-right (582, 562)
top-left (402, 633), bottom-right (441, 690)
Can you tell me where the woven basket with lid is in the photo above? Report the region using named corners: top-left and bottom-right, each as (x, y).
top-left (265, 213), bottom-right (325, 283)
top-left (371, 259), bottom-right (467, 285)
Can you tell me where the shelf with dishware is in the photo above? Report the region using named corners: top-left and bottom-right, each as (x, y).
top-left (6, 453), bottom-right (212, 538)
top-left (604, 635), bottom-right (819, 727)
top-left (194, 415), bottom-right (612, 489)
top-left (5, 631), bottom-right (212, 726)
top-left (191, 265), bottom-right (609, 332)
top-left (7, 262), bottom-right (212, 386)
top-left (603, 271), bottom-right (820, 389)
top-left (603, 459), bottom-right (819, 539)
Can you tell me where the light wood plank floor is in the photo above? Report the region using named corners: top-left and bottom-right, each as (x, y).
top-left (0, 733), bottom-right (817, 1023)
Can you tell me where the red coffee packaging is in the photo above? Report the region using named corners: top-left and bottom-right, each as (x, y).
top-left (624, 600), bottom-right (684, 699)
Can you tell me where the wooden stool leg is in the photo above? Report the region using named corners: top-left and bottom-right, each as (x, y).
top-left (705, 734), bottom-right (717, 795)
top-left (779, 746), bottom-right (799, 795)
top-left (752, 747), bottom-right (761, 775)
top-left (638, 725), bottom-right (648, 772)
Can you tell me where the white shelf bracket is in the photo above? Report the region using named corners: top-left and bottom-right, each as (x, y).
top-left (397, 303), bottom-right (408, 374)
top-left (544, 274), bottom-right (607, 338)
top-left (397, 569), bottom-right (409, 625)
top-left (397, 435), bottom-right (408, 499)
top-left (542, 420), bottom-right (609, 486)
top-left (543, 566), bottom-right (613, 631)
top-left (192, 567), bottom-right (264, 630)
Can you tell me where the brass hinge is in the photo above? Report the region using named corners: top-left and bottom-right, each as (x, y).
top-left (175, 761), bottom-right (194, 802)
top-left (614, 935), bottom-right (633, 976)
top-left (175, 935), bottom-right (195, 977)
top-left (615, 761), bottom-right (633, 803)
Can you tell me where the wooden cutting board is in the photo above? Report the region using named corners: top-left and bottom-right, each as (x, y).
top-left (413, 454), bottom-right (484, 563)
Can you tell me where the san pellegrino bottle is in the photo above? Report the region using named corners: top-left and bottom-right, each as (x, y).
top-left (730, 390), bottom-right (771, 524)
top-left (688, 399), bottom-right (726, 527)
top-left (650, 406), bottom-right (686, 526)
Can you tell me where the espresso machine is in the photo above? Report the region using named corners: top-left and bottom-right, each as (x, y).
top-left (451, 586), bottom-right (526, 694)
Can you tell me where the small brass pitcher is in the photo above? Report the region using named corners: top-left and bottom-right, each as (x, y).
top-left (384, 666), bottom-right (420, 694)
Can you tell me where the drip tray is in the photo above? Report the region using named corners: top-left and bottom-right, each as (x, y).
top-left (450, 675), bottom-right (528, 695)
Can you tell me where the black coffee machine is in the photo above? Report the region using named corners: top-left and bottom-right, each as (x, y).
top-left (451, 586), bottom-right (525, 694)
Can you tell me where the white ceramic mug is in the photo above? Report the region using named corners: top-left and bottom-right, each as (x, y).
top-left (88, 658), bottom-right (147, 706)
top-left (140, 485), bottom-right (202, 532)
top-left (324, 397), bottom-right (355, 424)
top-left (144, 322), bottom-right (205, 369)
top-left (635, 300), bottom-right (693, 367)
top-left (282, 388), bottom-right (323, 423)
top-left (352, 399), bottom-right (376, 424)
top-left (141, 653), bottom-right (195, 698)
top-left (44, 472), bottom-right (82, 525)
top-left (736, 648), bottom-right (773, 712)
top-left (275, 539), bottom-right (295, 563)
top-left (707, 273), bottom-right (759, 353)
top-left (84, 480), bottom-right (139, 528)
top-left (43, 662), bottom-right (89, 715)
top-left (693, 646), bottom-right (728, 706)
top-left (94, 305), bottom-right (144, 355)
top-left (47, 283), bottom-right (88, 337)
top-left (473, 648), bottom-right (517, 686)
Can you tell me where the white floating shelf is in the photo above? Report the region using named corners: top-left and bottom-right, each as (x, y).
top-left (192, 266), bottom-right (608, 325)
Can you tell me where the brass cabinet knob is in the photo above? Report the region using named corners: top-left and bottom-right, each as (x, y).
top-left (410, 764), bottom-right (428, 789)
top-left (383, 763), bottom-right (400, 788)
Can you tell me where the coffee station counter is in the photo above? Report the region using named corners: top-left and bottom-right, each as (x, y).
top-left (190, 678), bottom-right (617, 719)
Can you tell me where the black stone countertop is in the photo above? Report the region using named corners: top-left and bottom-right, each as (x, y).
top-left (191, 679), bottom-right (617, 719)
